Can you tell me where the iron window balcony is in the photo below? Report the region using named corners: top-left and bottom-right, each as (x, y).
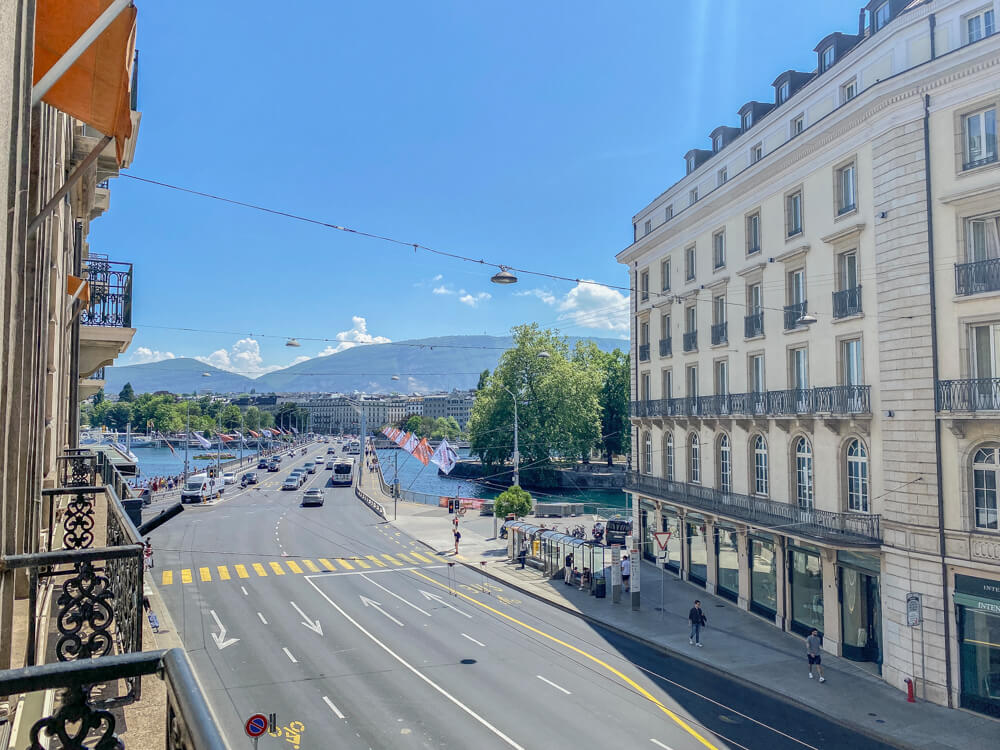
top-left (936, 378), bottom-right (1000, 412)
top-left (784, 300), bottom-right (807, 330)
top-left (659, 338), bottom-right (672, 357)
top-left (638, 343), bottom-right (650, 362)
top-left (832, 285), bottom-right (862, 318)
top-left (744, 311), bottom-right (764, 338)
top-left (963, 153), bottom-right (998, 171)
top-left (81, 256), bottom-right (133, 328)
top-left (711, 321), bottom-right (728, 346)
top-left (629, 384), bottom-right (870, 419)
top-left (683, 331), bottom-right (698, 352)
top-left (955, 258), bottom-right (1000, 296)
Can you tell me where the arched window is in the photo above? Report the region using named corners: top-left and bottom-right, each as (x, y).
top-left (642, 432), bottom-right (653, 475)
top-left (689, 433), bottom-right (701, 484)
top-left (973, 446), bottom-right (999, 530)
top-left (753, 435), bottom-right (769, 497)
top-left (795, 437), bottom-right (814, 509)
top-left (663, 434), bottom-right (675, 482)
top-left (718, 434), bottom-right (732, 493)
top-left (846, 439), bottom-right (869, 512)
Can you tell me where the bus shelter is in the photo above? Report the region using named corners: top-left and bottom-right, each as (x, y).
top-left (506, 522), bottom-right (609, 594)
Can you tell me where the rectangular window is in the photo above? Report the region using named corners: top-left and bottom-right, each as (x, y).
top-left (641, 372), bottom-right (650, 400)
top-left (971, 323), bottom-right (1000, 380)
top-left (661, 258), bottom-right (671, 291)
top-left (717, 167), bottom-right (728, 186)
top-left (685, 305), bottom-right (697, 334)
top-left (746, 212), bottom-right (761, 255)
top-left (713, 295), bottom-right (726, 325)
top-left (838, 251), bottom-right (859, 290)
top-left (788, 269), bottom-right (805, 305)
top-left (821, 45), bottom-right (835, 72)
top-left (690, 187), bottom-right (699, 204)
top-left (640, 270), bottom-right (649, 301)
top-left (751, 143), bottom-right (763, 163)
top-left (713, 135), bottom-right (723, 152)
top-left (966, 215), bottom-right (1000, 262)
top-left (686, 365), bottom-right (698, 398)
top-left (790, 347), bottom-right (809, 389)
top-left (749, 354), bottom-right (765, 392)
top-left (841, 79), bottom-right (857, 103)
top-left (791, 114), bottom-right (804, 136)
top-left (687, 155), bottom-right (695, 174)
top-left (662, 369), bottom-right (673, 400)
top-left (777, 81), bottom-right (789, 104)
top-left (838, 162), bottom-right (857, 214)
top-left (786, 191), bottom-right (803, 236)
top-left (874, 2), bottom-right (890, 31)
top-left (966, 9), bottom-right (995, 42)
top-left (841, 338), bottom-right (863, 385)
top-left (665, 204), bottom-right (673, 221)
top-left (748, 283), bottom-right (762, 315)
top-left (742, 111), bottom-right (752, 131)
top-left (713, 231), bottom-right (726, 269)
top-left (714, 360), bottom-right (729, 395)
top-left (661, 312), bottom-right (670, 339)
top-left (685, 245), bottom-right (696, 280)
top-left (640, 320), bottom-right (649, 347)
top-left (644, 219), bottom-right (652, 235)
top-left (963, 107), bottom-right (998, 169)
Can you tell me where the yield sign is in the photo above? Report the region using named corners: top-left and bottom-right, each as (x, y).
top-left (654, 531), bottom-right (672, 551)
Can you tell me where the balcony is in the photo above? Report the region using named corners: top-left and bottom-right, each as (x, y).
top-left (659, 338), bottom-right (672, 357)
top-left (80, 366), bottom-right (106, 400)
top-left (744, 311), bottom-right (764, 339)
top-left (626, 471), bottom-right (881, 546)
top-left (629, 384), bottom-right (870, 419)
top-left (963, 153), bottom-right (998, 171)
top-left (711, 321), bottom-right (728, 346)
top-left (80, 256), bottom-right (136, 377)
top-left (936, 378), bottom-right (1000, 412)
top-left (955, 258), bottom-right (1000, 296)
top-left (638, 343), bottom-right (650, 362)
top-left (683, 331), bottom-right (698, 352)
top-left (832, 285), bottom-right (862, 318)
top-left (784, 300), bottom-right (807, 330)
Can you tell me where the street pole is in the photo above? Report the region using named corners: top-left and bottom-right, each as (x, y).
top-left (239, 412), bottom-right (245, 467)
top-left (503, 386), bottom-right (519, 487)
top-left (183, 401), bottom-right (190, 481)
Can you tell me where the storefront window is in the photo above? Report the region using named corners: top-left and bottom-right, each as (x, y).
top-left (956, 574), bottom-right (1000, 718)
top-left (750, 534), bottom-right (777, 617)
top-left (838, 551), bottom-right (882, 665)
top-left (661, 511), bottom-right (682, 572)
top-left (641, 505), bottom-right (655, 561)
top-left (716, 526), bottom-right (739, 601)
top-left (789, 545), bottom-right (824, 636)
top-left (687, 519), bottom-right (707, 586)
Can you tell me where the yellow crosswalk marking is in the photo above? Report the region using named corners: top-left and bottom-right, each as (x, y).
top-left (319, 558), bottom-right (336, 571)
top-left (269, 561), bottom-right (286, 575)
top-left (217, 565), bottom-right (231, 580)
top-left (409, 551), bottom-right (433, 563)
top-left (382, 554), bottom-right (402, 566)
top-left (235, 564), bottom-right (250, 578)
top-left (353, 557), bottom-right (371, 569)
top-left (253, 563), bottom-right (267, 577)
top-left (199, 567), bottom-right (211, 582)
top-left (395, 553), bottom-right (418, 564)
top-left (162, 570), bottom-right (173, 585)
top-left (286, 560), bottom-right (303, 574)
top-left (366, 555), bottom-right (387, 568)
top-left (181, 569), bottom-right (192, 584)
top-left (303, 559), bottom-right (320, 572)
top-left (336, 559), bottom-right (354, 570)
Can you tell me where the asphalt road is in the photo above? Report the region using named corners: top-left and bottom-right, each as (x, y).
top-left (148, 441), bottom-right (895, 750)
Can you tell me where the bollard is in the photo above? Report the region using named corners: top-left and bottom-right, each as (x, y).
top-left (904, 677), bottom-right (915, 703)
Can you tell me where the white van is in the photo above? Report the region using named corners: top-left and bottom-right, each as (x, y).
top-left (180, 473), bottom-right (220, 504)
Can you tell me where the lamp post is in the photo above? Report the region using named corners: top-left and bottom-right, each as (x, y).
top-left (502, 385), bottom-right (520, 488)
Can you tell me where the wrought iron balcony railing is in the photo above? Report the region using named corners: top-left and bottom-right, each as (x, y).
top-left (683, 331), bottom-right (698, 352)
top-left (638, 343), bottom-right (650, 362)
top-left (936, 378), bottom-right (1000, 412)
top-left (832, 285), bottom-right (862, 318)
top-left (659, 338), bottom-right (672, 357)
top-left (86, 366), bottom-right (106, 380)
top-left (955, 258), bottom-right (1000, 296)
top-left (711, 321), bottom-right (728, 346)
top-left (784, 300), bottom-right (807, 330)
top-left (81, 257), bottom-right (133, 328)
top-left (629, 385), bottom-right (870, 419)
top-left (744, 311), bottom-right (764, 338)
top-left (963, 152), bottom-right (998, 171)
top-left (626, 471), bottom-right (881, 546)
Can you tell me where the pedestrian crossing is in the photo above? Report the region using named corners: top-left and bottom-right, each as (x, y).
top-left (159, 550), bottom-right (442, 586)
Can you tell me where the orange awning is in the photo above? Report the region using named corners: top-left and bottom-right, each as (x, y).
top-left (33, 0), bottom-right (137, 164)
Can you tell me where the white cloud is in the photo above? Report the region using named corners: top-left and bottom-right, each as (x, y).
top-left (196, 337), bottom-right (285, 376)
top-left (432, 274), bottom-right (443, 281)
top-left (318, 316), bottom-right (391, 356)
top-left (131, 347), bottom-right (176, 364)
top-left (432, 285), bottom-right (454, 295)
top-left (514, 288), bottom-right (557, 305)
top-left (556, 281), bottom-right (629, 332)
top-left (459, 291), bottom-right (491, 307)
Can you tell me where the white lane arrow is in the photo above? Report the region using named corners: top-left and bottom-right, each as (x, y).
top-left (209, 609), bottom-right (240, 650)
top-left (359, 596), bottom-right (404, 627)
top-left (419, 590), bottom-right (472, 618)
top-left (289, 601), bottom-right (323, 635)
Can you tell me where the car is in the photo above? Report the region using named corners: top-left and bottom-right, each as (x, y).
top-left (282, 477), bottom-right (298, 491)
top-left (304, 462), bottom-right (316, 474)
top-left (257, 459), bottom-right (268, 469)
top-left (289, 470), bottom-right (306, 487)
top-left (222, 472), bottom-right (237, 485)
top-left (267, 462), bottom-right (280, 472)
top-left (325, 460), bottom-right (334, 470)
top-left (243, 472), bottom-right (259, 485)
top-left (316, 456), bottom-right (325, 463)
top-left (301, 488), bottom-right (324, 507)
top-left (327, 447), bottom-right (336, 454)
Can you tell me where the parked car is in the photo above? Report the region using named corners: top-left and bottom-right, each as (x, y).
top-left (223, 472), bottom-right (237, 485)
top-left (301, 488), bottom-right (324, 507)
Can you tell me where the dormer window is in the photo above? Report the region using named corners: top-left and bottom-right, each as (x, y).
top-left (742, 111), bottom-right (752, 131)
top-left (874, 2), bottom-right (890, 31)
top-left (821, 45), bottom-right (835, 72)
top-left (713, 135), bottom-right (723, 152)
top-left (687, 155), bottom-right (696, 174)
top-left (777, 81), bottom-right (790, 104)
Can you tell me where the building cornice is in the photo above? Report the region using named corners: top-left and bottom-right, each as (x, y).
top-left (774, 244), bottom-right (810, 264)
top-left (820, 222), bottom-right (866, 245)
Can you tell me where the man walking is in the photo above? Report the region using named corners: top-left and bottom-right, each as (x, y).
top-left (807, 628), bottom-right (826, 682)
top-left (688, 600), bottom-right (706, 647)
top-left (453, 527), bottom-right (461, 556)
top-left (518, 539), bottom-right (527, 569)
top-left (564, 551), bottom-right (574, 585)
top-left (621, 554), bottom-right (631, 592)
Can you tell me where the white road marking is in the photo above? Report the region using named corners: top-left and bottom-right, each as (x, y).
top-left (241, 586), bottom-right (249, 596)
top-left (461, 633), bottom-right (486, 647)
top-left (257, 612), bottom-right (268, 625)
top-left (361, 574), bottom-right (431, 617)
top-left (307, 577), bottom-right (523, 749)
top-left (322, 696), bottom-right (345, 719)
top-left (209, 610), bottom-right (239, 650)
top-left (650, 741), bottom-right (674, 750)
top-left (304, 566), bottom-right (444, 580)
top-left (536, 675), bottom-right (571, 695)
top-left (289, 601), bottom-right (324, 635)
top-left (359, 596), bottom-right (404, 627)
top-left (282, 647), bottom-right (297, 663)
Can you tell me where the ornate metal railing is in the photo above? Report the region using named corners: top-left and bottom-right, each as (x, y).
top-left (81, 258), bottom-right (133, 328)
top-left (955, 258), bottom-right (1000, 296)
top-left (784, 300), bottom-right (807, 330)
top-left (832, 285), bottom-right (863, 318)
top-left (629, 385), bottom-right (870, 419)
top-left (659, 338), bottom-right (672, 357)
top-left (638, 343), bottom-right (650, 362)
top-left (936, 378), bottom-right (1000, 412)
top-left (86, 367), bottom-right (106, 380)
top-left (0, 649), bottom-right (231, 749)
top-left (683, 331), bottom-right (697, 352)
top-left (744, 311), bottom-right (764, 338)
top-left (711, 321), bottom-right (728, 346)
top-left (626, 471), bottom-right (881, 545)
top-left (963, 153), bottom-right (998, 171)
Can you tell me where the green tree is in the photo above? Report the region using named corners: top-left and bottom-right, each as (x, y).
top-left (93, 389), bottom-right (105, 405)
top-left (405, 414), bottom-right (421, 434)
top-left (221, 404), bottom-right (242, 431)
top-left (493, 485), bottom-right (533, 519)
top-left (118, 382), bottom-right (135, 402)
top-left (431, 417), bottom-right (461, 440)
top-left (476, 369), bottom-right (490, 392)
top-left (259, 410), bottom-right (275, 429)
top-left (599, 349), bottom-right (631, 465)
top-left (244, 406), bottom-right (262, 431)
top-left (105, 402), bottom-right (133, 431)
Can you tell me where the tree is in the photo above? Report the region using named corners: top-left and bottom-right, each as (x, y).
top-left (118, 382), bottom-right (135, 402)
top-left (221, 404), bottom-right (242, 431)
top-left (244, 406), bottom-right (262, 431)
top-left (599, 349), bottom-right (631, 465)
top-left (493, 485), bottom-right (532, 519)
top-left (476, 369), bottom-right (490, 392)
top-left (93, 389), bottom-right (105, 405)
top-left (404, 414), bottom-right (421, 434)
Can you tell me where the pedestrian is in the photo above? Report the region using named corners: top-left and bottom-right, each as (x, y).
top-left (452, 516), bottom-right (459, 531)
top-left (807, 628), bottom-right (826, 682)
top-left (564, 551), bottom-right (574, 585)
top-left (621, 554), bottom-right (631, 592)
top-left (453, 527), bottom-right (461, 556)
top-left (518, 539), bottom-right (527, 569)
top-left (143, 537), bottom-right (154, 571)
top-left (688, 600), bottom-right (707, 647)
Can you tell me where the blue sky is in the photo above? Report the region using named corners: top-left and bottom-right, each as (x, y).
top-left (92, 0), bottom-right (855, 376)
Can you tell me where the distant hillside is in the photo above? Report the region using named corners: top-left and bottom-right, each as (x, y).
top-left (102, 335), bottom-right (628, 395)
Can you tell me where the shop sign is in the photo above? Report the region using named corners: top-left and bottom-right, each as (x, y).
top-left (953, 574), bottom-right (1000, 614)
top-left (905, 593), bottom-right (922, 627)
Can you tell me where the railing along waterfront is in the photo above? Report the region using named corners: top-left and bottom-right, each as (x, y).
top-left (626, 471), bottom-right (880, 545)
top-left (81, 257), bottom-right (133, 328)
top-left (0, 649), bottom-right (231, 749)
top-left (832, 285), bottom-right (862, 318)
top-left (630, 385), bottom-right (870, 419)
top-left (936, 378), bottom-right (1000, 412)
top-left (955, 257), bottom-right (1000, 296)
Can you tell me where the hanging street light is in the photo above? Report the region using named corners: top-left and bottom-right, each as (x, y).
top-left (490, 266), bottom-right (517, 285)
top-left (286, 338), bottom-right (301, 347)
top-left (796, 312), bottom-right (818, 326)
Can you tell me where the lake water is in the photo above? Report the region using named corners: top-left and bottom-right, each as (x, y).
top-left (131, 445), bottom-right (259, 479)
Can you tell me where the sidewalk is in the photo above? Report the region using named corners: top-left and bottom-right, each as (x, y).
top-left (372, 479), bottom-right (998, 750)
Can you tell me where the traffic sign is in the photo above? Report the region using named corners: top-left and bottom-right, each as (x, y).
top-left (245, 714), bottom-right (267, 738)
top-left (905, 592), bottom-right (922, 627)
top-left (654, 531), bottom-right (672, 551)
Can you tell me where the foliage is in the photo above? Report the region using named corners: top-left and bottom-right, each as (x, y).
top-left (405, 414), bottom-right (421, 434)
top-left (477, 369), bottom-right (490, 392)
top-left (118, 382), bottom-right (135, 402)
top-left (572, 343), bottom-right (631, 464)
top-left (392, 415), bottom-right (464, 441)
top-left (493, 485), bottom-right (533, 519)
top-left (80, 390), bottom-right (275, 435)
top-left (93, 389), bottom-right (105, 405)
top-left (467, 324), bottom-right (601, 471)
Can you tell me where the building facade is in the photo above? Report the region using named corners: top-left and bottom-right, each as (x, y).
top-left (295, 395), bottom-right (423, 434)
top-left (422, 391), bottom-right (476, 429)
top-left (618, 0), bottom-right (1000, 716)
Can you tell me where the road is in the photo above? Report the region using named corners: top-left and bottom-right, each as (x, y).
top-left (148, 441), bottom-right (894, 750)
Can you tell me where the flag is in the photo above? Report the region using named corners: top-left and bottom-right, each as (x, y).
top-left (402, 433), bottom-right (418, 454)
top-left (192, 431), bottom-right (211, 449)
top-left (431, 438), bottom-right (459, 475)
top-left (290, 426), bottom-right (299, 434)
top-left (248, 430), bottom-right (260, 438)
top-left (412, 438), bottom-right (432, 466)
top-left (218, 433), bottom-right (234, 443)
top-left (395, 431), bottom-right (409, 448)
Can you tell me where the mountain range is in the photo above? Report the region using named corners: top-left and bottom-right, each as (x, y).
top-left (102, 335), bottom-right (628, 395)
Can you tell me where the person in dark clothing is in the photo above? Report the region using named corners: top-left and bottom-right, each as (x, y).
top-left (518, 539), bottom-right (527, 569)
top-left (688, 600), bottom-right (707, 647)
top-left (564, 552), bottom-right (574, 584)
